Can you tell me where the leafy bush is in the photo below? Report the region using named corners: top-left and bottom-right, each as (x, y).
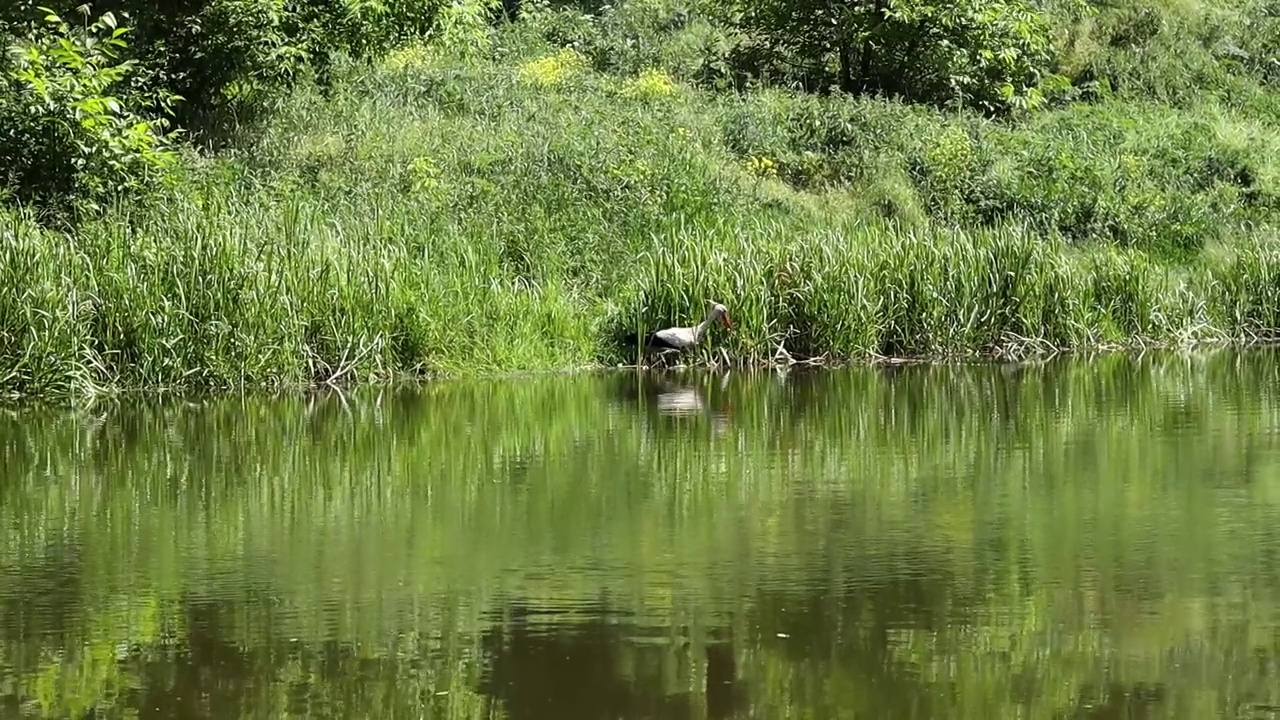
top-left (730, 0), bottom-right (1067, 114)
top-left (517, 0), bottom-right (744, 86)
top-left (715, 87), bottom-right (1277, 257)
top-left (1, 0), bottom-right (452, 147)
top-left (0, 7), bottom-right (178, 219)
top-left (1046, 0), bottom-right (1280, 112)
top-left (1, 1), bottom-right (287, 143)
top-left (286, 0), bottom-right (444, 89)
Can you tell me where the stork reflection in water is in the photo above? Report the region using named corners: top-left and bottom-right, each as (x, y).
top-left (610, 371), bottom-right (733, 438)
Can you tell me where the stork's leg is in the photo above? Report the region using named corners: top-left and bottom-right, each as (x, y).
top-left (651, 348), bottom-right (680, 369)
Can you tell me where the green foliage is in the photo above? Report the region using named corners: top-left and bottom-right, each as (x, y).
top-left (124, 0), bottom-right (312, 143)
top-left (729, 0), bottom-right (1064, 113)
top-left (435, 0), bottom-right (504, 56)
top-left (717, 87), bottom-right (1279, 256)
top-left (516, 0), bottom-right (746, 88)
top-left (5, 47), bottom-right (1280, 400)
top-left (516, 0), bottom-right (1280, 118)
top-left (6, 0), bottom-right (1280, 395)
top-left (0, 0), bottom-right (452, 146)
top-left (0, 0), bottom-right (299, 145)
top-left (284, 0), bottom-right (440, 89)
top-left (0, 6), bottom-right (178, 219)
top-left (0, 0), bottom-right (481, 218)
top-left (1046, 0), bottom-right (1280, 113)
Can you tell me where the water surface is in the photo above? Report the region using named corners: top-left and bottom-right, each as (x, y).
top-left (2, 351), bottom-right (1280, 718)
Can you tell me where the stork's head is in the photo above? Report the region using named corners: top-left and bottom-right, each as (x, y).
top-left (707, 301), bottom-right (733, 329)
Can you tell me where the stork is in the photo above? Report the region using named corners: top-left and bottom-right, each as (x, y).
top-left (627, 301), bottom-right (733, 361)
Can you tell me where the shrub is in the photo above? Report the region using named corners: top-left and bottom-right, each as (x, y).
top-left (517, 0), bottom-right (743, 86)
top-left (0, 0), bottom-right (453, 147)
top-left (620, 67), bottom-right (679, 99)
top-left (0, 7), bottom-right (178, 219)
top-left (1048, 0), bottom-right (1277, 110)
top-left (719, 90), bottom-right (938, 190)
top-left (713, 85), bottom-right (1277, 258)
top-left (730, 0), bottom-right (1068, 114)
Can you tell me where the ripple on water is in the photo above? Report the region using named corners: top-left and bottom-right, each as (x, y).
top-left (0, 355), bottom-right (1279, 717)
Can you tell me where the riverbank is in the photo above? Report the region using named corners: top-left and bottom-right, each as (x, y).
top-left (5, 7), bottom-right (1280, 402)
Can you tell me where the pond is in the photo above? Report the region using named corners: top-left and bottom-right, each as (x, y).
top-left (1, 350), bottom-right (1279, 718)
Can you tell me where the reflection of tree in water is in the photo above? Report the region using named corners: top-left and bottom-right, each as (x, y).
top-left (121, 596), bottom-right (483, 718)
top-left (477, 600), bottom-right (745, 720)
top-left (0, 537), bottom-right (84, 715)
top-left (472, 573), bottom-right (1177, 720)
top-left (1065, 682), bottom-right (1167, 720)
top-left (742, 552), bottom-right (958, 719)
top-left (133, 599), bottom-right (253, 719)
top-left (738, 555), bottom-right (1174, 720)
top-left (0, 538), bottom-right (83, 642)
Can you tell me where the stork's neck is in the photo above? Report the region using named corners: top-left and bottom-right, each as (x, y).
top-left (692, 311), bottom-right (717, 340)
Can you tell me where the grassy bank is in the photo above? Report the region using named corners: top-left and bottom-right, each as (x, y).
top-left (5, 2), bottom-right (1280, 401)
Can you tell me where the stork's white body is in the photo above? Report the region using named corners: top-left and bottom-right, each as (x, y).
top-left (641, 301), bottom-right (733, 353)
top-left (650, 324), bottom-right (702, 350)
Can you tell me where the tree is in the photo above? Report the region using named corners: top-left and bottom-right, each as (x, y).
top-left (0, 7), bottom-right (178, 218)
top-left (733, 0), bottom-right (1061, 114)
top-left (1, 1), bottom-right (446, 146)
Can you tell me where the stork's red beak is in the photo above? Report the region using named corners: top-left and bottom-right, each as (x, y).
top-left (722, 313), bottom-right (734, 330)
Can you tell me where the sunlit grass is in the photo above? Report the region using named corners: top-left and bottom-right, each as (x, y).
top-left (4, 35), bottom-right (1280, 402)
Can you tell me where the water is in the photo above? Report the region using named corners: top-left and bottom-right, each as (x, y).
top-left (2, 350), bottom-right (1280, 719)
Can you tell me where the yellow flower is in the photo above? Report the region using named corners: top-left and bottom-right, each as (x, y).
top-left (383, 44), bottom-right (435, 71)
top-left (622, 68), bottom-right (678, 99)
top-left (744, 155), bottom-right (778, 178)
top-left (517, 48), bottom-right (588, 87)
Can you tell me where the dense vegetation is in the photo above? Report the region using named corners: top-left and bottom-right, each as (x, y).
top-left (4, 0), bottom-right (1280, 399)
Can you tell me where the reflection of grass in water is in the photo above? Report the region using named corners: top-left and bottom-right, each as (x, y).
top-left (15, 595), bottom-right (172, 718)
top-left (0, 350), bottom-right (1278, 715)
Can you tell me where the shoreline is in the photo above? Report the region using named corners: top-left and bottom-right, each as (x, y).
top-left (7, 336), bottom-right (1278, 409)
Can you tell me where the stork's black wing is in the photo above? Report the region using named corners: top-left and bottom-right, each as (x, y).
top-left (615, 328), bottom-right (682, 351)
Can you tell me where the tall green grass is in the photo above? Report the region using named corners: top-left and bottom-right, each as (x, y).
top-left (5, 38), bottom-right (1280, 402)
